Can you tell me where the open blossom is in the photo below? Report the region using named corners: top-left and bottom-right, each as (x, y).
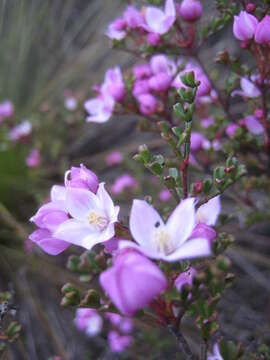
top-left (29, 185), bottom-right (71, 255)
top-left (231, 77), bottom-right (261, 98)
top-left (233, 11), bottom-right (258, 41)
top-left (137, 94), bottom-right (158, 115)
top-left (123, 6), bottom-right (144, 29)
top-left (120, 198), bottom-right (211, 262)
top-left (100, 249), bottom-right (167, 316)
top-left (207, 343), bottom-right (223, 360)
top-left (65, 164), bottom-right (99, 193)
top-left (244, 115), bottom-right (264, 135)
top-left (106, 151), bottom-right (123, 166)
top-left (26, 149), bottom-right (40, 168)
top-left (133, 64), bottom-right (152, 79)
top-left (54, 183), bottom-right (119, 250)
top-left (74, 308), bottom-right (103, 337)
top-left (175, 267), bottom-right (196, 292)
top-left (178, 0), bottom-right (202, 22)
top-left (106, 18), bottom-right (127, 40)
top-left (111, 174), bottom-right (138, 195)
top-left (101, 67), bottom-right (125, 102)
top-left (108, 331), bottom-right (132, 353)
top-left (150, 55), bottom-right (177, 77)
top-left (190, 132), bottom-right (210, 152)
top-left (85, 95), bottom-right (115, 123)
top-left (9, 120), bottom-right (32, 141)
top-left (0, 100), bottom-right (14, 121)
top-left (254, 15), bottom-right (270, 44)
top-left (144, 0), bottom-right (176, 35)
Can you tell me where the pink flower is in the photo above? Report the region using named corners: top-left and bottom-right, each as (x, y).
top-left (147, 32), bottom-right (161, 46)
top-left (26, 149), bottom-right (40, 168)
top-left (137, 94), bottom-right (158, 115)
top-left (132, 79), bottom-right (151, 98)
top-left (85, 95), bottom-right (115, 123)
top-left (149, 72), bottom-right (172, 92)
top-left (175, 267), bottom-right (196, 292)
top-left (102, 67), bottom-right (126, 102)
top-left (231, 77), bottom-right (261, 98)
top-left (208, 343), bottom-right (223, 360)
top-left (65, 164), bottom-right (99, 193)
top-left (190, 132), bottom-right (210, 152)
top-left (108, 331), bottom-right (132, 353)
top-left (29, 185), bottom-right (71, 255)
top-left (159, 189), bottom-right (172, 202)
top-left (150, 55), bottom-right (177, 76)
top-left (9, 120), bottom-right (32, 141)
top-left (244, 115), bottom-right (264, 135)
top-left (64, 96), bottom-right (78, 111)
top-left (233, 11), bottom-right (258, 41)
top-left (133, 64), bottom-right (152, 79)
top-left (120, 198), bottom-right (211, 261)
top-left (0, 100), bottom-right (13, 121)
top-left (106, 18), bottom-right (127, 40)
top-left (104, 237), bottom-right (121, 255)
top-left (53, 183), bottom-right (119, 250)
top-left (99, 249), bottom-right (167, 316)
top-left (226, 123), bottom-right (240, 138)
top-left (144, 0), bottom-right (176, 35)
top-left (106, 151), bottom-right (123, 166)
top-left (111, 174), bottom-right (138, 195)
top-left (178, 0), bottom-right (202, 22)
top-left (74, 308), bottom-right (103, 337)
top-left (173, 66), bottom-right (211, 97)
top-left (190, 223), bottom-right (216, 243)
top-left (123, 6), bottom-right (144, 29)
top-left (105, 313), bottom-right (133, 334)
top-left (255, 15), bottom-right (270, 44)
top-left (201, 117), bottom-right (215, 128)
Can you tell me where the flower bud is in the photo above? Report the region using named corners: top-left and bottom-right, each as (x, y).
top-left (178, 0), bottom-right (202, 22)
top-left (246, 3), bottom-right (256, 13)
top-left (233, 11), bottom-right (258, 41)
top-left (255, 15), bottom-right (270, 44)
top-left (66, 164), bottom-right (99, 193)
top-left (137, 94), bottom-right (158, 115)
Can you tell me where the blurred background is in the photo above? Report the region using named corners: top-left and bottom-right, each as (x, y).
top-left (0, 0), bottom-right (269, 359)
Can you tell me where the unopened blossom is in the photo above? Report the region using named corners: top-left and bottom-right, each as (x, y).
top-left (0, 100), bottom-right (14, 121)
top-left (133, 64), bottom-right (152, 79)
top-left (144, 0), bottom-right (176, 35)
top-left (29, 185), bottom-right (71, 255)
top-left (226, 123), bottom-right (240, 138)
top-left (244, 115), bottom-right (264, 135)
top-left (85, 95), bottom-right (115, 123)
top-left (74, 308), bottom-right (103, 337)
top-left (159, 189), bottom-right (172, 202)
top-left (64, 96), bottom-right (78, 111)
top-left (26, 149), bottom-right (40, 168)
top-left (105, 151), bottom-right (123, 166)
top-left (54, 183), bottom-right (119, 250)
top-left (123, 6), bottom-right (144, 29)
top-left (254, 15), bottom-right (270, 44)
top-left (120, 198), bottom-right (211, 261)
top-left (231, 77), bottom-right (261, 98)
top-left (65, 164), bottom-right (99, 193)
top-left (102, 67), bottom-right (125, 102)
top-left (106, 18), bottom-right (127, 40)
top-left (111, 174), bottom-right (138, 195)
top-left (178, 0), bottom-right (202, 22)
top-left (9, 120), bottom-right (32, 141)
top-left (103, 237), bottom-right (121, 255)
top-left (254, 108), bottom-right (263, 119)
top-left (175, 267), bottom-right (196, 292)
top-left (99, 249), bottom-right (167, 316)
top-left (105, 313), bottom-right (133, 334)
top-left (132, 79), bottom-right (151, 98)
top-left (147, 32), bottom-right (161, 46)
top-left (137, 94), bottom-right (158, 115)
top-left (149, 72), bottom-right (172, 92)
top-left (108, 331), bottom-right (132, 353)
top-left (207, 343), bottom-right (223, 360)
top-left (233, 11), bottom-right (258, 41)
top-left (150, 54), bottom-right (177, 77)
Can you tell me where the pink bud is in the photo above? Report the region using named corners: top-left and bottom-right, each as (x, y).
top-left (178, 0), bottom-right (202, 22)
top-left (255, 15), bottom-right (270, 44)
top-left (137, 94), bottom-right (158, 115)
top-left (147, 33), bottom-right (161, 46)
top-left (106, 151), bottom-right (123, 166)
top-left (108, 331), bottom-right (132, 353)
top-left (226, 123), bottom-right (239, 138)
top-left (233, 11), bottom-right (258, 41)
top-left (175, 267), bottom-right (196, 292)
top-left (124, 6), bottom-right (144, 29)
top-left (148, 73), bottom-right (172, 92)
top-left (26, 149), bottom-right (40, 168)
top-left (66, 164), bottom-right (99, 193)
top-left (159, 189), bottom-right (171, 202)
top-left (254, 108), bottom-right (264, 119)
top-left (133, 64), bottom-right (152, 79)
top-left (99, 250), bottom-right (167, 316)
top-left (132, 79), bottom-right (151, 98)
top-left (246, 3), bottom-right (256, 13)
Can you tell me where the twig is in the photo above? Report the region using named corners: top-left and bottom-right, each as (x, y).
top-left (168, 324), bottom-right (196, 360)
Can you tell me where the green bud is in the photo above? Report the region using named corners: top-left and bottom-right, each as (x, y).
top-left (80, 289), bottom-right (100, 309)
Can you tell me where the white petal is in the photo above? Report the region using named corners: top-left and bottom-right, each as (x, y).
top-left (53, 219), bottom-right (92, 249)
top-left (129, 200), bottom-right (164, 249)
top-left (164, 238), bottom-right (211, 262)
top-left (196, 196), bottom-right (221, 226)
top-left (166, 198), bottom-right (196, 246)
top-left (66, 187), bottom-right (101, 221)
top-left (97, 182), bottom-right (117, 220)
top-left (119, 240), bottom-right (162, 260)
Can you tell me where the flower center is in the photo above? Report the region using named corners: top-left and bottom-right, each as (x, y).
top-left (152, 228), bottom-right (174, 256)
top-left (88, 211), bottom-right (108, 231)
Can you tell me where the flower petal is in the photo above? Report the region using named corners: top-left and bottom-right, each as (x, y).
top-left (66, 187), bottom-right (101, 221)
top-left (164, 237), bottom-right (211, 262)
top-left (129, 200), bottom-right (164, 248)
top-left (97, 182), bottom-right (118, 220)
top-left (196, 196), bottom-right (221, 226)
top-left (53, 219), bottom-right (92, 249)
top-left (166, 198), bottom-right (196, 246)
top-left (119, 240), bottom-right (161, 260)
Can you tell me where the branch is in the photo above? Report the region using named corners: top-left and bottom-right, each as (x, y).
top-left (168, 324), bottom-right (197, 360)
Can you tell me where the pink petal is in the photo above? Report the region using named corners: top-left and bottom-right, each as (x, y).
top-left (164, 237), bottom-right (211, 262)
top-left (196, 196), bottom-right (221, 226)
top-left (66, 187), bottom-right (101, 221)
top-left (29, 229), bottom-right (70, 255)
